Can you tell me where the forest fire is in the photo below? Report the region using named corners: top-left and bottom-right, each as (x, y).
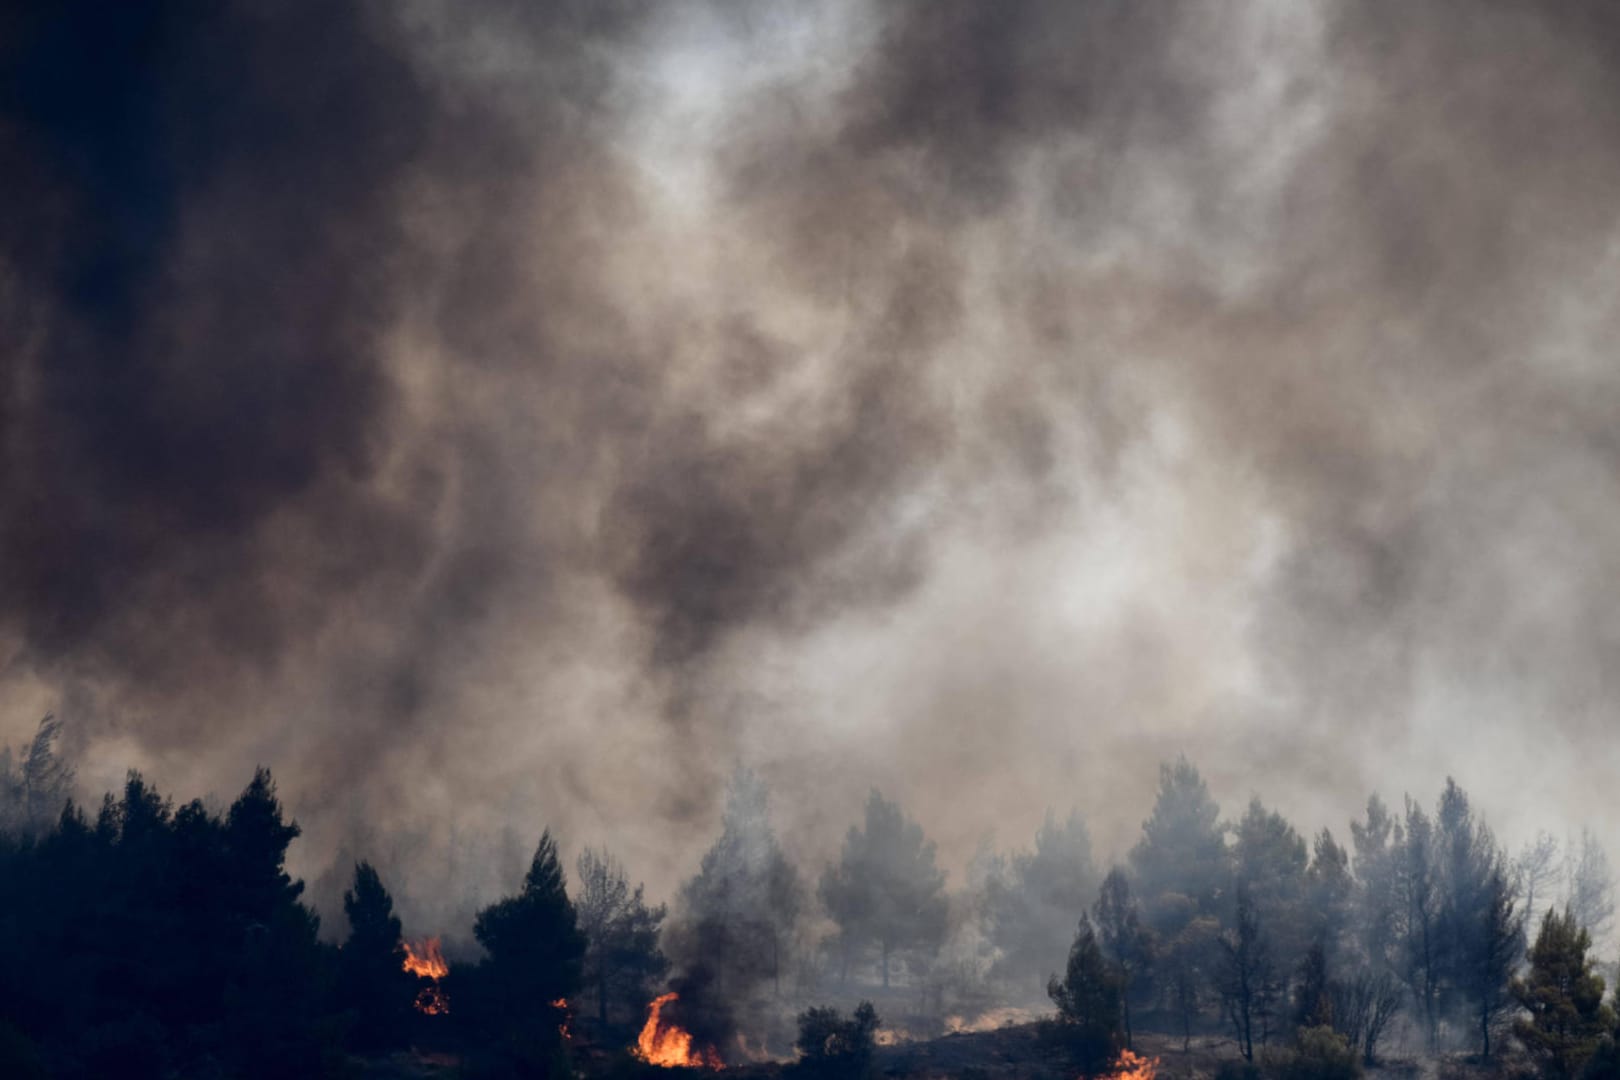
top-left (1110, 1048), bottom-right (1158, 1080)
top-left (402, 937), bottom-right (449, 1015)
top-left (636, 992), bottom-right (724, 1069)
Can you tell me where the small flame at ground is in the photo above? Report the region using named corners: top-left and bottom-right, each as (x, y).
top-left (944, 1006), bottom-right (1037, 1034)
top-left (402, 937), bottom-right (449, 1015)
top-left (636, 992), bottom-right (724, 1069)
top-left (553, 998), bottom-right (572, 1041)
top-left (1111, 1048), bottom-right (1158, 1080)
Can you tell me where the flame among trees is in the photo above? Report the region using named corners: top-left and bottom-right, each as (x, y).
top-left (636, 991), bottom-right (724, 1069)
top-left (5, 744), bottom-right (1620, 1079)
top-left (1110, 1048), bottom-right (1158, 1080)
top-left (401, 937), bottom-right (450, 1014)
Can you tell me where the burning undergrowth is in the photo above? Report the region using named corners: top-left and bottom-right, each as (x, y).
top-left (637, 971), bottom-right (732, 1069)
top-left (402, 936), bottom-right (450, 1016)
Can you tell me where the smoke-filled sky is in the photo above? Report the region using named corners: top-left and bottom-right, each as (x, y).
top-left (4, 0), bottom-right (1620, 932)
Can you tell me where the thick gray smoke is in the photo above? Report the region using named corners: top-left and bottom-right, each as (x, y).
top-left (3, 0), bottom-right (1619, 933)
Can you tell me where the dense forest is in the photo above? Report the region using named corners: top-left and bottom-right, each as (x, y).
top-left (2, 716), bottom-right (1619, 1080)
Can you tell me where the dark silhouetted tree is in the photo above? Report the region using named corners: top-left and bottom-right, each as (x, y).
top-left (575, 846), bottom-right (669, 1029)
top-left (820, 789), bottom-right (947, 989)
top-left (1306, 829), bottom-right (1354, 966)
top-left (338, 862), bottom-right (416, 1052)
top-left (217, 769), bottom-right (329, 1080)
top-left (1432, 780), bottom-right (1521, 1059)
top-left (1232, 796), bottom-right (1309, 992)
top-left (466, 830), bottom-right (586, 1075)
top-left (1294, 941), bottom-right (1332, 1031)
top-left (795, 1001), bottom-right (879, 1078)
top-left (0, 767), bottom-right (360, 1077)
top-left (1047, 913), bottom-right (1124, 1078)
top-left (1094, 867), bottom-right (1150, 1049)
top-left (1219, 887), bottom-right (1280, 1062)
top-left (225, 767), bottom-right (310, 929)
top-left (1396, 796), bottom-right (1443, 1051)
top-left (1162, 914), bottom-right (1220, 1052)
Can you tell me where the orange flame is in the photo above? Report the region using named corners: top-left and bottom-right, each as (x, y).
top-left (636, 992), bottom-right (724, 1069)
top-left (553, 998), bottom-right (572, 1041)
top-left (403, 937), bottom-right (450, 1015)
top-left (1110, 1048), bottom-right (1158, 1080)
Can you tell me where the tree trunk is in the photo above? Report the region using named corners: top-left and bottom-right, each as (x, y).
top-left (1122, 972), bottom-right (1133, 1050)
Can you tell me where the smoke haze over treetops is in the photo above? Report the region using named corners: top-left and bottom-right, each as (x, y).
top-left (3, 0), bottom-right (1619, 930)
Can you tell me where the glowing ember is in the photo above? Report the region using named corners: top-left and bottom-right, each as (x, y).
top-left (1110, 1048), bottom-right (1158, 1080)
top-left (553, 998), bottom-right (572, 1041)
top-left (635, 992), bottom-right (724, 1069)
top-left (402, 937), bottom-right (450, 1015)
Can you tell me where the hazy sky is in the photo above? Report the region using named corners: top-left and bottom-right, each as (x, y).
top-left (4, 0), bottom-right (1620, 933)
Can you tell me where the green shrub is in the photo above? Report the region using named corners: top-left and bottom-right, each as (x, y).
top-left (795, 1001), bottom-right (879, 1078)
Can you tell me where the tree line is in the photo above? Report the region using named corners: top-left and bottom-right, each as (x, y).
top-left (0, 760), bottom-right (646, 1079)
top-left (2, 719), bottom-right (1618, 1079)
top-left (1046, 760), bottom-right (1620, 1079)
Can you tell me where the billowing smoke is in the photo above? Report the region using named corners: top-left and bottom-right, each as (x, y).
top-left (3, 0), bottom-right (1620, 934)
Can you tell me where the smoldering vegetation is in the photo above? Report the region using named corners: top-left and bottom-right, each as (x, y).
top-left (3, 738), bottom-right (1619, 1079)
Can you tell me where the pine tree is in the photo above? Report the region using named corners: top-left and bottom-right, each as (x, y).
top-left (1435, 779), bottom-right (1522, 1059)
top-left (1232, 797), bottom-right (1309, 993)
top-left (1094, 867), bottom-right (1150, 1050)
top-left (820, 789), bottom-right (948, 989)
top-left (1130, 757), bottom-right (1228, 934)
top-left (983, 810), bottom-right (1098, 992)
top-left (465, 831), bottom-right (586, 1074)
top-left (474, 831), bottom-right (587, 1009)
top-left (224, 767), bottom-right (308, 929)
top-left (1396, 796), bottom-right (1443, 1051)
top-left (1219, 887), bottom-right (1280, 1062)
top-left (339, 862), bottom-right (416, 1051)
top-left (1047, 914), bottom-right (1124, 1078)
top-left (576, 846), bottom-right (669, 1028)
top-left (1306, 829), bottom-right (1354, 965)
top-left (1512, 907), bottom-right (1614, 1079)
top-left (675, 769), bottom-right (804, 999)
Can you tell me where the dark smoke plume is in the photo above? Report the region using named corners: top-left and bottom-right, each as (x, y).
top-left (3, 0), bottom-right (1620, 934)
